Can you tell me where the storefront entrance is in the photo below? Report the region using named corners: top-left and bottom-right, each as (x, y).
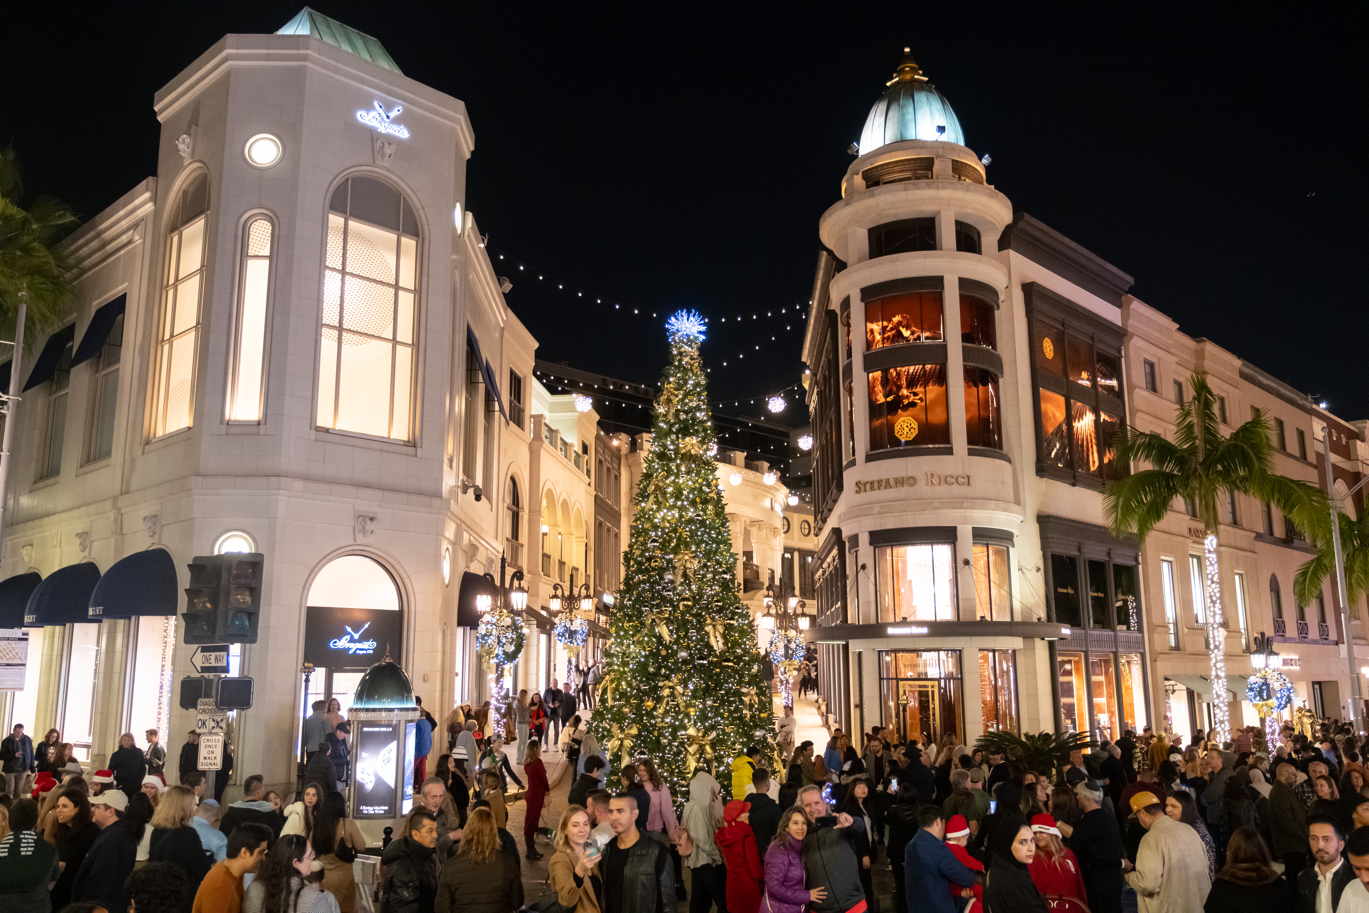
top-left (879, 650), bottom-right (961, 745)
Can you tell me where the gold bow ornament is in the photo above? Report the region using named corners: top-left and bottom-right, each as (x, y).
top-left (705, 618), bottom-right (726, 651)
top-left (606, 721), bottom-right (639, 766)
top-left (685, 724), bottom-right (716, 775)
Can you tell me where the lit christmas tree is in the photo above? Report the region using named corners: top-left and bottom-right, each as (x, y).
top-left (592, 310), bottom-right (775, 799)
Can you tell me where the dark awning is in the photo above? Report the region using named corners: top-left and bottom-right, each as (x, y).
top-left (465, 326), bottom-right (507, 422)
top-left (71, 294), bottom-right (127, 367)
top-left (24, 562), bottom-right (101, 626)
top-left (0, 360), bottom-right (10, 393)
top-left (23, 324), bottom-right (75, 391)
top-left (457, 571), bottom-right (496, 627)
top-left (0, 573), bottom-right (42, 628)
top-left (88, 547), bottom-right (178, 620)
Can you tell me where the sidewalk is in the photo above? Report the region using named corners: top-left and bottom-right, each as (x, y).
top-left (780, 692), bottom-right (830, 751)
top-left (501, 722), bottom-right (583, 898)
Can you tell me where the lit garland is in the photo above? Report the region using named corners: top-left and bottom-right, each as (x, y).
top-left (768, 630), bottom-right (805, 709)
top-left (476, 611), bottom-right (525, 668)
top-left (1203, 534), bottom-right (1231, 743)
top-left (1246, 668), bottom-right (1294, 714)
top-left (554, 614), bottom-right (590, 649)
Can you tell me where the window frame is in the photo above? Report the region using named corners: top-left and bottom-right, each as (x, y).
top-left (868, 218), bottom-right (937, 258)
top-left (970, 542), bottom-right (1011, 621)
top-left (1274, 417), bottom-right (1286, 451)
top-left (953, 220), bottom-right (982, 255)
top-left (1188, 554), bottom-right (1207, 626)
top-left (226, 213), bottom-right (277, 424)
top-left (84, 314), bottom-right (124, 465)
top-left (507, 369), bottom-right (525, 429)
top-left (1173, 379), bottom-right (1184, 405)
top-left (1296, 428), bottom-right (1307, 460)
top-left (1160, 557), bottom-right (1180, 649)
top-left (1233, 571), bottom-right (1250, 651)
top-left (149, 172), bottom-right (211, 440)
top-left (37, 338), bottom-right (74, 480)
top-left (1142, 359), bottom-right (1157, 393)
top-left (874, 541), bottom-right (957, 623)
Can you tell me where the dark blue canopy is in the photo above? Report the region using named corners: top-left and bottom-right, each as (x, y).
top-left (71, 294), bottom-right (127, 366)
top-left (465, 326), bottom-right (507, 422)
top-left (24, 562), bottom-right (100, 626)
top-left (88, 547), bottom-right (178, 620)
top-left (0, 572), bottom-right (42, 628)
top-left (23, 324), bottom-right (74, 391)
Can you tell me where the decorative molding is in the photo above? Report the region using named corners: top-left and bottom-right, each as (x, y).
top-left (372, 134), bottom-right (397, 165)
top-left (175, 132), bottom-right (194, 162)
top-left (74, 531), bottom-right (92, 556)
top-left (142, 514), bottom-right (162, 543)
top-left (354, 512), bottom-right (378, 541)
top-left (20, 543), bottom-right (34, 570)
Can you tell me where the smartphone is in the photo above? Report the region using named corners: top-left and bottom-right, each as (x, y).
top-left (888, 777), bottom-right (899, 793)
top-left (988, 799), bottom-right (997, 814)
top-left (821, 783), bottom-right (834, 805)
top-left (584, 840), bottom-right (603, 864)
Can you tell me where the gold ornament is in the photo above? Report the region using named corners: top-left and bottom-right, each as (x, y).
top-left (1041, 336), bottom-right (1055, 360)
top-left (684, 724), bottom-right (715, 775)
top-left (644, 699), bottom-right (656, 710)
top-left (893, 416), bottom-right (919, 441)
top-left (680, 437), bottom-right (704, 456)
top-left (606, 721), bottom-right (639, 766)
top-left (705, 618), bottom-right (726, 651)
top-left (648, 612), bottom-right (673, 642)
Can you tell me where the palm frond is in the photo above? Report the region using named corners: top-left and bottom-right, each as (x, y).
top-left (0, 147), bottom-right (77, 340)
top-left (1105, 468), bottom-right (1183, 540)
top-left (974, 730), bottom-right (1095, 776)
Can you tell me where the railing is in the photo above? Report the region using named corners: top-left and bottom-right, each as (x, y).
top-left (544, 426), bottom-right (560, 448)
top-left (1319, 622), bottom-right (1331, 641)
top-left (1297, 620), bottom-right (1309, 640)
top-left (1273, 617), bottom-right (1287, 636)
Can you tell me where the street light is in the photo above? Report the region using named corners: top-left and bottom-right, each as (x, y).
top-left (1249, 631), bottom-right (1278, 670)
top-left (479, 557), bottom-right (528, 736)
top-left (765, 582), bottom-right (809, 708)
top-left (1248, 630), bottom-right (1285, 750)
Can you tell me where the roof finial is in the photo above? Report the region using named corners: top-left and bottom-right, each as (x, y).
top-left (888, 47), bottom-right (927, 86)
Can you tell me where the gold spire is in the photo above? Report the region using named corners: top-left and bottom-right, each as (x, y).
top-left (886, 46), bottom-right (928, 86)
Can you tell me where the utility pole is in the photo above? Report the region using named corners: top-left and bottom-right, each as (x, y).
top-left (0, 294), bottom-right (28, 561)
top-left (1321, 426), bottom-right (1365, 734)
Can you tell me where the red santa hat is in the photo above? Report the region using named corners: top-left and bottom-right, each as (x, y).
top-left (91, 769), bottom-right (115, 785)
top-left (1030, 813), bottom-right (1062, 837)
top-left (724, 799), bottom-right (751, 823)
top-left (945, 814), bottom-right (971, 840)
top-left (30, 772), bottom-right (57, 799)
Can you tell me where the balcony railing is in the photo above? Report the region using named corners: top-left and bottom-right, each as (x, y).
top-left (1319, 622), bottom-right (1331, 641)
top-left (1273, 617), bottom-right (1286, 636)
top-left (1297, 620), bottom-right (1309, 639)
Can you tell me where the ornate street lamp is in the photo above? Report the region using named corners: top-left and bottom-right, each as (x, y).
top-left (764, 583), bottom-right (809, 708)
top-left (553, 583), bottom-right (590, 681)
top-left (477, 558), bottom-right (527, 739)
top-left (1247, 631), bottom-right (1291, 751)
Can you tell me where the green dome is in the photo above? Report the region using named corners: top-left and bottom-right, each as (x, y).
top-left (858, 49), bottom-right (965, 154)
top-left (350, 660), bottom-right (417, 717)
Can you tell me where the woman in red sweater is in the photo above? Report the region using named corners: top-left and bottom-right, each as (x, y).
top-left (1026, 813), bottom-right (1089, 913)
top-left (522, 739), bottom-right (551, 861)
top-left (715, 799), bottom-right (763, 913)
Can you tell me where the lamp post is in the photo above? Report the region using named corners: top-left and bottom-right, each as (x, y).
top-left (764, 583), bottom-right (809, 708)
top-left (477, 556), bottom-right (528, 740)
top-left (1249, 631), bottom-right (1281, 750)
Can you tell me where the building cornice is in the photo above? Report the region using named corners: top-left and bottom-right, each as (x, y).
top-left (61, 179), bottom-right (156, 279)
top-left (999, 212), bottom-right (1133, 306)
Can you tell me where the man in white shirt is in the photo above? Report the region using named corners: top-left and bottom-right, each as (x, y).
top-left (1298, 815), bottom-right (1353, 913)
top-left (1340, 826), bottom-right (1369, 912)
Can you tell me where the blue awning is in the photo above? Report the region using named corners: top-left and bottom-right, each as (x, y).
top-left (88, 548), bottom-right (178, 620)
top-left (24, 562), bottom-right (101, 626)
top-left (465, 325), bottom-right (507, 422)
top-left (71, 294), bottom-right (127, 367)
top-left (0, 573), bottom-right (42, 628)
top-left (23, 324), bottom-right (75, 391)
top-left (0, 360), bottom-right (10, 393)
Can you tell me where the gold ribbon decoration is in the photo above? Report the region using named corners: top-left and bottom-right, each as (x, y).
top-left (606, 722), bottom-right (639, 766)
top-left (685, 724), bottom-right (716, 776)
top-left (705, 618), bottom-right (726, 651)
top-left (598, 672), bottom-right (618, 705)
top-left (647, 612), bottom-right (673, 642)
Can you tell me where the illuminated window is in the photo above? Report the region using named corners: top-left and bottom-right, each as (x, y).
top-left (960, 295), bottom-right (995, 349)
top-left (214, 531), bottom-right (256, 554)
top-left (878, 650), bottom-right (962, 746)
top-left (85, 316), bottom-right (123, 464)
top-left (963, 368), bottom-right (1002, 450)
top-left (1233, 571), bottom-right (1249, 651)
top-left (979, 649), bottom-right (1018, 733)
top-left (37, 340), bottom-right (73, 480)
top-left (875, 543), bottom-right (955, 623)
top-left (1161, 558), bottom-right (1180, 648)
top-left (1056, 651), bottom-right (1087, 735)
top-left (1118, 653), bottom-right (1148, 732)
top-left (317, 176), bottom-right (420, 442)
top-left (151, 172), bottom-right (210, 438)
top-left (867, 365), bottom-right (948, 450)
top-left (1188, 554), bottom-right (1207, 625)
top-left (1114, 564), bottom-right (1140, 632)
top-left (971, 543), bottom-right (1010, 621)
top-left (227, 216), bottom-right (274, 422)
top-left (1090, 653), bottom-right (1118, 740)
top-left (865, 292), bottom-right (942, 349)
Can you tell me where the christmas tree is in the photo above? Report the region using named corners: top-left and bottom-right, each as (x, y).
top-left (592, 310), bottom-right (775, 800)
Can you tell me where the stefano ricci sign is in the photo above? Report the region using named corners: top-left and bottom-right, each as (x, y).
top-left (356, 100), bottom-right (410, 139)
top-left (854, 472), bottom-right (972, 494)
top-left (305, 605), bottom-right (402, 667)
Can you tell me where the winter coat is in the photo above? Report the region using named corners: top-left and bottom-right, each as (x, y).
top-left (242, 874), bottom-right (341, 913)
top-left (1027, 848), bottom-right (1089, 913)
top-left (1295, 857), bottom-right (1354, 913)
top-left (51, 819), bottom-right (99, 909)
top-left (380, 835), bottom-right (438, 913)
top-left (149, 825), bottom-right (215, 895)
top-left (602, 831), bottom-right (675, 913)
top-left (220, 799), bottom-right (285, 839)
top-left (0, 734), bottom-right (35, 773)
top-left (682, 775), bottom-right (723, 868)
top-left (1066, 807), bottom-right (1123, 913)
top-left (903, 828), bottom-right (977, 913)
top-left (763, 836), bottom-right (810, 913)
top-left (434, 844), bottom-right (523, 913)
top-left (281, 801), bottom-right (313, 838)
top-left (71, 819), bottom-right (136, 913)
top-left (1123, 814), bottom-right (1212, 913)
top-left (802, 815), bottom-right (865, 913)
top-left (109, 745), bottom-right (147, 795)
top-left (732, 754), bottom-right (757, 800)
top-left (945, 843), bottom-right (984, 913)
top-left (644, 782), bottom-right (678, 836)
top-left (983, 853), bottom-right (1049, 913)
top-left (1204, 873), bottom-right (1285, 913)
top-left (715, 820), bottom-right (763, 913)
top-left (548, 846), bottom-right (601, 913)
top-left (747, 793), bottom-right (782, 853)
top-left (568, 773), bottom-right (601, 810)
top-left (1268, 780), bottom-right (1309, 857)
top-left (0, 828), bottom-right (58, 913)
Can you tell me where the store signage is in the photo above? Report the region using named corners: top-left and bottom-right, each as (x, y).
top-left (354, 722), bottom-right (416, 818)
top-left (886, 625), bottom-right (929, 635)
top-left (356, 101), bottom-right (410, 139)
top-left (854, 472), bottom-right (972, 494)
top-left (0, 629), bottom-right (29, 691)
top-left (304, 606), bottom-right (402, 668)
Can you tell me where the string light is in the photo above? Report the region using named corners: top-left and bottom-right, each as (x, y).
top-left (1203, 534), bottom-right (1231, 743)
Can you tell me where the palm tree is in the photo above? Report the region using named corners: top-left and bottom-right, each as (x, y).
top-left (0, 146), bottom-right (78, 341)
top-left (1105, 371), bottom-right (1325, 742)
top-left (1296, 509), bottom-right (1369, 614)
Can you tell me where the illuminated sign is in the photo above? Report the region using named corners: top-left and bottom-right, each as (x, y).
top-left (886, 625), bottom-right (929, 635)
top-left (328, 622), bottom-right (378, 656)
top-left (356, 101), bottom-right (410, 139)
top-left (304, 606), bottom-right (402, 668)
top-left (854, 472), bottom-right (972, 494)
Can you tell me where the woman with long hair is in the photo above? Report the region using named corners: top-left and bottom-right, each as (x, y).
top-left (480, 770), bottom-right (508, 829)
top-left (48, 786), bottom-right (97, 909)
top-left (435, 754), bottom-right (471, 828)
top-left (836, 778), bottom-right (877, 908)
top-left (1025, 814), bottom-right (1088, 913)
top-left (528, 693), bottom-right (547, 744)
top-left (311, 791), bottom-right (366, 913)
top-left (547, 805), bottom-right (602, 913)
top-left (638, 757), bottom-right (683, 898)
top-left (436, 806), bottom-right (524, 913)
top-left (34, 729), bottom-right (61, 775)
top-left (324, 698), bottom-right (345, 736)
top-left (282, 781), bottom-right (327, 839)
top-left (149, 784), bottom-right (214, 893)
top-left (1203, 825), bottom-right (1282, 913)
top-left (1311, 774), bottom-right (1345, 828)
top-left (514, 689), bottom-right (531, 764)
top-left (110, 731), bottom-right (147, 797)
top-left (763, 807), bottom-right (827, 913)
top-left (617, 762), bottom-right (651, 831)
top-left (1164, 791), bottom-right (1216, 881)
top-left (243, 833), bottom-right (340, 913)
top-left (983, 816), bottom-right (1048, 913)
top-left (522, 740), bottom-right (550, 861)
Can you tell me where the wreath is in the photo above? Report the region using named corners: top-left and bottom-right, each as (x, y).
top-left (1246, 667), bottom-right (1294, 718)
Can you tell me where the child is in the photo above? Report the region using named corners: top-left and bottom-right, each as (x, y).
top-left (715, 799), bottom-right (763, 913)
top-left (944, 814), bottom-right (985, 913)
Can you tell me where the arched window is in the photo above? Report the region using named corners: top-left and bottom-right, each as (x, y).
top-left (151, 172), bottom-right (210, 438)
top-left (227, 215), bottom-right (275, 422)
top-left (317, 176), bottom-right (420, 442)
top-left (307, 554), bottom-right (401, 612)
top-left (507, 477), bottom-right (522, 564)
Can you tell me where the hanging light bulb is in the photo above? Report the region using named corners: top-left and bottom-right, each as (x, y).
top-left (574, 394), bottom-right (593, 412)
top-left (797, 434), bottom-right (813, 452)
top-left (787, 494), bottom-right (799, 506)
top-left (729, 472), bottom-right (743, 486)
top-left (767, 395), bottom-right (787, 414)
top-left (763, 472), bottom-right (777, 486)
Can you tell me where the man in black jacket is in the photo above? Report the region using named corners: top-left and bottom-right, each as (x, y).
top-left (1296, 815), bottom-right (1354, 913)
top-left (748, 768), bottom-right (781, 850)
top-left (798, 785), bottom-right (865, 913)
top-left (1066, 781), bottom-right (1123, 913)
top-left (220, 774), bottom-right (285, 838)
top-left (603, 795), bottom-right (675, 913)
top-left (72, 790), bottom-right (136, 913)
top-left (381, 810), bottom-right (439, 913)
top-left (900, 742), bottom-right (936, 804)
top-left (569, 755), bottom-right (606, 809)
top-left (885, 789), bottom-right (922, 913)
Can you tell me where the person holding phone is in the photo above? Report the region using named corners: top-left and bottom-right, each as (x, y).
top-left (764, 807), bottom-right (829, 913)
top-left (548, 805), bottom-right (602, 913)
top-left (798, 785), bottom-right (866, 913)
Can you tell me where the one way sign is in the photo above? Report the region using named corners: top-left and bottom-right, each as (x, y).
top-left (190, 644), bottom-right (230, 674)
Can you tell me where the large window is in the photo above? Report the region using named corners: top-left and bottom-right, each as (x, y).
top-left (85, 316), bottom-right (123, 464)
top-left (960, 295), bottom-right (995, 349)
top-left (38, 341), bottom-right (73, 480)
top-left (1057, 652), bottom-right (1087, 735)
top-left (865, 292), bottom-right (942, 349)
top-left (879, 650), bottom-right (962, 745)
top-left (317, 176), bottom-right (420, 442)
top-left (1050, 554), bottom-right (1082, 626)
top-left (1160, 558), bottom-right (1180, 648)
top-left (508, 370), bottom-right (525, 429)
top-left (1188, 554), bottom-right (1207, 625)
top-left (954, 221), bottom-right (981, 254)
top-left (1090, 653), bottom-right (1118, 740)
top-left (227, 216), bottom-right (274, 422)
top-left (1050, 551), bottom-right (1141, 633)
top-left (126, 616), bottom-right (175, 741)
top-left (62, 623), bottom-right (101, 760)
top-left (151, 172), bottom-right (209, 438)
top-left (506, 477), bottom-right (522, 565)
top-left (868, 365), bottom-right (948, 450)
top-left (978, 649), bottom-right (1018, 733)
top-left (971, 543), bottom-right (1010, 621)
top-left (963, 369), bottom-right (1002, 450)
top-left (868, 218), bottom-right (936, 258)
top-left (1038, 390), bottom-right (1120, 480)
top-left (1270, 574), bottom-right (1285, 631)
top-left (1088, 560), bottom-right (1112, 628)
top-left (1113, 563), bottom-right (1140, 632)
top-left (876, 543), bottom-right (955, 622)
top-left (1234, 571), bottom-right (1250, 651)
top-left (1119, 654), bottom-right (1148, 733)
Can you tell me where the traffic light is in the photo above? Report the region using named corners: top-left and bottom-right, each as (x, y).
top-left (222, 553), bottom-right (263, 644)
top-left (183, 556), bottom-right (223, 644)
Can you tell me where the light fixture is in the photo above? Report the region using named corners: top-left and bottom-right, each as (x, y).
top-left (787, 596), bottom-right (799, 612)
top-left (548, 582), bottom-right (564, 614)
top-left (797, 434), bottom-right (813, 452)
top-left (244, 133), bottom-right (283, 168)
top-left (578, 584), bottom-right (594, 613)
top-left (787, 494), bottom-right (799, 506)
top-left (441, 547), bottom-right (452, 585)
top-left (798, 616), bottom-right (811, 631)
top-left (574, 394), bottom-right (593, 412)
top-left (509, 569), bottom-right (528, 611)
top-left (767, 395), bottom-right (786, 414)
top-left (729, 472), bottom-right (743, 486)
top-left (540, 524), bottom-right (550, 535)
top-left (762, 471), bottom-right (777, 486)
top-left (475, 593), bottom-right (492, 615)
top-left (453, 202), bottom-right (463, 231)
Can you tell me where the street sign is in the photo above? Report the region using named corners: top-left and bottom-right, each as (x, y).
top-left (190, 644), bottom-right (230, 674)
top-left (197, 732), bottom-right (224, 770)
top-left (195, 697), bottom-right (227, 735)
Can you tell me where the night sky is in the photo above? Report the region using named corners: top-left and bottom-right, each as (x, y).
top-left (6, 3), bottom-right (1367, 424)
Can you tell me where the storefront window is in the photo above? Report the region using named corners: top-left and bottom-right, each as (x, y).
top-left (879, 650), bottom-right (962, 746)
top-left (1090, 654), bottom-right (1118, 740)
top-left (964, 369), bottom-right (1002, 449)
top-left (960, 295), bottom-right (996, 349)
top-left (978, 650), bottom-right (1018, 733)
top-left (868, 365), bottom-right (949, 450)
top-left (63, 623), bottom-right (101, 759)
top-left (1088, 560), bottom-right (1111, 629)
top-left (1114, 564), bottom-right (1140, 632)
top-left (876, 544), bottom-right (955, 622)
top-left (972, 544), bottom-right (1011, 621)
top-left (9, 627), bottom-right (44, 737)
top-left (866, 292), bottom-right (943, 349)
top-left (1039, 389), bottom-right (1068, 469)
top-left (126, 616), bottom-right (175, 739)
top-left (1050, 555), bottom-right (1081, 626)
top-left (1119, 653), bottom-right (1148, 733)
top-left (1057, 651), bottom-right (1087, 734)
